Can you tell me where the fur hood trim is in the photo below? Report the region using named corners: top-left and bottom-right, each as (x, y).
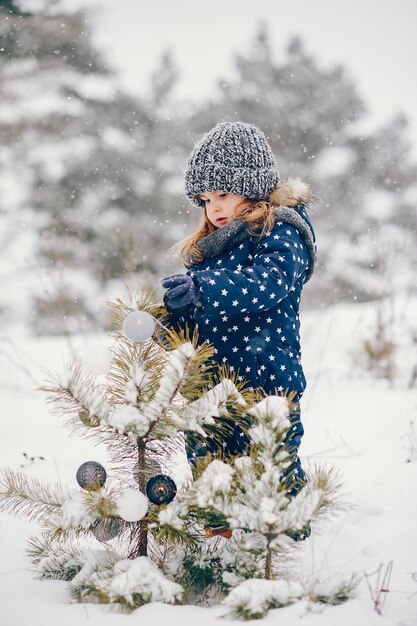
top-left (269, 177), bottom-right (314, 209)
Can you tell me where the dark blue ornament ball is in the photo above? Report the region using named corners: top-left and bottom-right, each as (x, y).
top-left (146, 474), bottom-right (177, 505)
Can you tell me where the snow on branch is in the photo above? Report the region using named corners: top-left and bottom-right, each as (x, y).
top-left (184, 378), bottom-right (247, 434)
top-left (27, 535), bottom-right (88, 581)
top-left (106, 342), bottom-right (196, 440)
top-left (106, 342), bottom-right (246, 442)
top-left (71, 555), bottom-right (183, 609)
top-left (41, 361), bottom-right (111, 425)
top-left (222, 578), bottom-right (304, 619)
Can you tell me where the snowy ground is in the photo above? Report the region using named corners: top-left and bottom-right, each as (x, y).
top-left (1, 297), bottom-right (416, 626)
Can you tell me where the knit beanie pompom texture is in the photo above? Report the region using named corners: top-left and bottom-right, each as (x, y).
top-left (185, 122), bottom-right (280, 208)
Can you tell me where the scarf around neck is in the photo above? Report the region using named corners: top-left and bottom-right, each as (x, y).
top-left (183, 205), bottom-right (317, 283)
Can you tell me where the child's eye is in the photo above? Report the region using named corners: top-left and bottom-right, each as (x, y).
top-left (219, 193), bottom-right (227, 198)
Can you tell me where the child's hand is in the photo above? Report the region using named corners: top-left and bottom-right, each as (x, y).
top-left (160, 274), bottom-right (202, 311)
top-left (160, 274), bottom-right (190, 290)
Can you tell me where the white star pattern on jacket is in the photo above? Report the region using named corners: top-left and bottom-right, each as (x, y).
top-left (166, 216), bottom-right (313, 396)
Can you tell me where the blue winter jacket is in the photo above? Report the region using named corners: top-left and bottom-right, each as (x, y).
top-left (164, 202), bottom-right (316, 398)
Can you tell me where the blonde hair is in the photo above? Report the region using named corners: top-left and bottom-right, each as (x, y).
top-left (169, 197), bottom-right (275, 265)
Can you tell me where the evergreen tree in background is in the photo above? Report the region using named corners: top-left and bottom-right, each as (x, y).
top-left (0, 287), bottom-right (342, 617)
top-left (0, 1), bottom-right (189, 334)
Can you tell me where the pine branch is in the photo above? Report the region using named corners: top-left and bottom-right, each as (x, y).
top-left (39, 361), bottom-right (111, 427)
top-left (39, 360), bottom-right (138, 456)
top-left (26, 535), bottom-right (87, 581)
top-left (106, 336), bottom-right (168, 407)
top-left (186, 378), bottom-right (247, 429)
top-left (42, 485), bottom-right (123, 541)
top-left (171, 338), bottom-right (218, 402)
top-left (303, 463), bottom-right (346, 520)
top-left (105, 341), bottom-right (221, 442)
top-left (311, 573), bottom-right (361, 606)
top-left (144, 342), bottom-right (203, 437)
top-left (152, 524), bottom-right (201, 548)
top-left (68, 550), bottom-right (120, 604)
top-left (83, 487), bottom-right (118, 519)
top-left (0, 468), bottom-right (68, 522)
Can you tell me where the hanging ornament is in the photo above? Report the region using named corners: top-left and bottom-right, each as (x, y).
top-left (122, 310), bottom-right (155, 343)
top-left (76, 461), bottom-right (107, 491)
top-left (133, 457), bottom-right (162, 484)
top-left (146, 474), bottom-right (177, 505)
top-left (116, 489), bottom-right (148, 522)
top-left (90, 517), bottom-right (122, 542)
top-left (78, 409), bottom-right (100, 428)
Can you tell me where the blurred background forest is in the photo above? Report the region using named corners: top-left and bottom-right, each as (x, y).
top-left (0, 0), bottom-right (416, 336)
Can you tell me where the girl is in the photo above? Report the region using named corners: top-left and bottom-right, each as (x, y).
top-left (160, 122), bottom-right (316, 535)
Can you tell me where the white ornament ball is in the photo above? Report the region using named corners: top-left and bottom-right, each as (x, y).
top-left (123, 310), bottom-right (155, 342)
top-left (116, 489), bottom-right (148, 522)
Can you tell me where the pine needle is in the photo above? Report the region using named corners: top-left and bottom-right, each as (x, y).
top-left (0, 468), bottom-right (68, 522)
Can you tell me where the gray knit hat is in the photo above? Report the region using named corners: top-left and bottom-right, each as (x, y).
top-left (184, 121), bottom-right (280, 208)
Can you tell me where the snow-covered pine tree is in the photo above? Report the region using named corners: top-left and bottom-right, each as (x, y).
top-left (157, 395), bottom-right (341, 606)
top-left (0, 285), bottom-right (253, 606)
top-left (0, 286), bottom-right (342, 616)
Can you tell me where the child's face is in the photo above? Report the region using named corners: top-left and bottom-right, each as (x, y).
top-left (199, 191), bottom-right (245, 228)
